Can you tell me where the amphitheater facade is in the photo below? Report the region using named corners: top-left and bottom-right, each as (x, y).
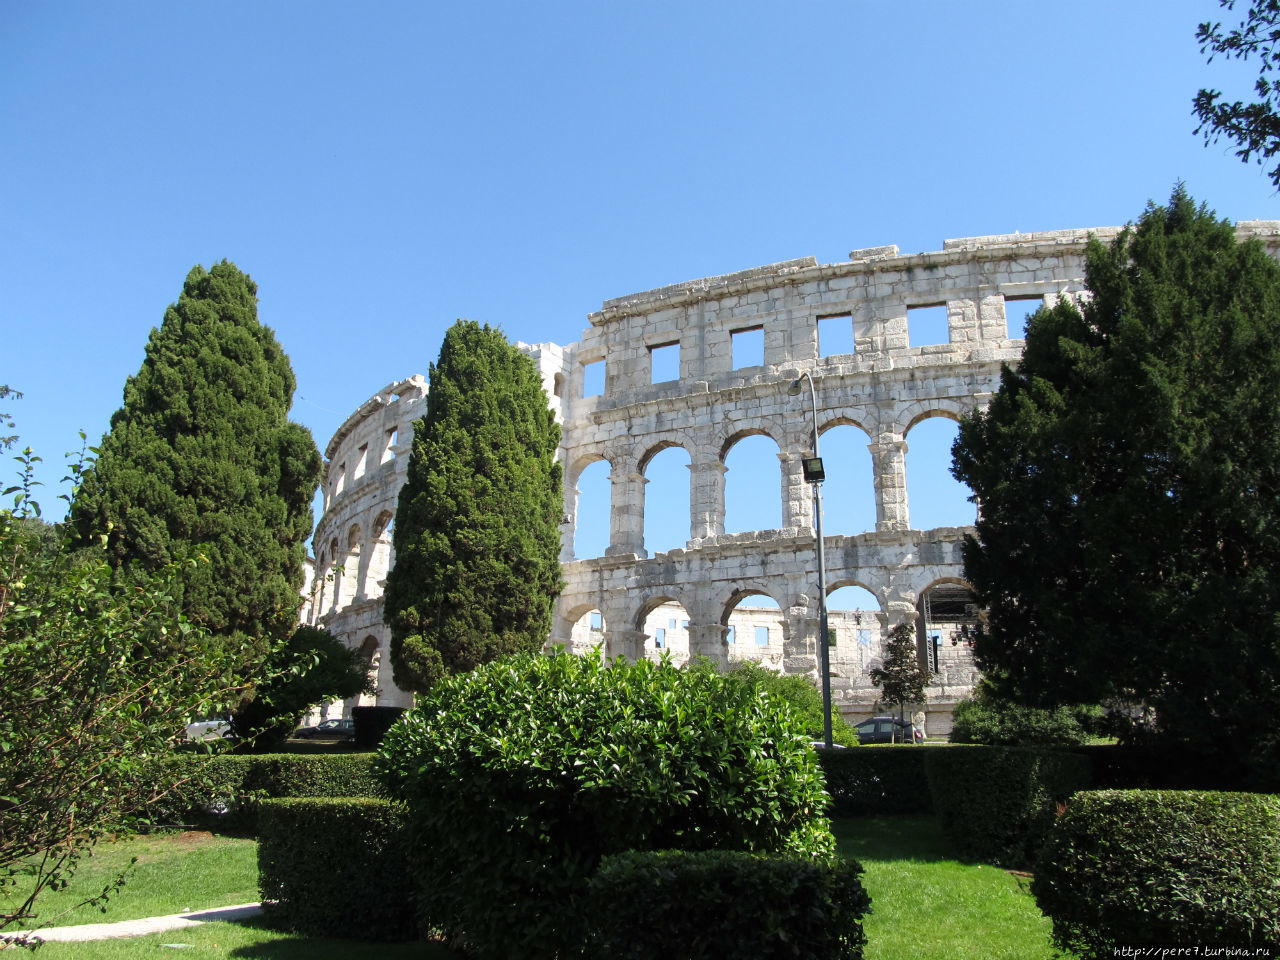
top-left (304, 221), bottom-right (1280, 732)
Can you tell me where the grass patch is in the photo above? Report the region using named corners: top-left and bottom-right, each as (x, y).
top-left (6, 831), bottom-right (258, 930)
top-left (833, 816), bottom-right (1055, 960)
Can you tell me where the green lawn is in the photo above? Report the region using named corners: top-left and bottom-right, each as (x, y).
top-left (833, 816), bottom-right (1055, 960)
top-left (14, 817), bottom-right (1055, 959)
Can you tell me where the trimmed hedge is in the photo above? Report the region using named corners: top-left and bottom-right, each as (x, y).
top-left (1034, 790), bottom-right (1280, 958)
top-left (379, 650), bottom-right (835, 960)
top-left (152, 752), bottom-right (384, 829)
top-left (588, 850), bottom-right (871, 960)
top-left (925, 746), bottom-right (1091, 868)
top-left (950, 696), bottom-right (1094, 746)
top-left (258, 798), bottom-right (416, 940)
top-left (816, 746), bottom-right (933, 816)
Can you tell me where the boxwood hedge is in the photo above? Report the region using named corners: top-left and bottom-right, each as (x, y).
top-left (588, 849), bottom-right (871, 960)
top-left (1033, 790), bottom-right (1280, 958)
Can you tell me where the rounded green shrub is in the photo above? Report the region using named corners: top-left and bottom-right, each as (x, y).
top-left (377, 650), bottom-right (835, 960)
top-left (950, 692), bottom-right (1094, 746)
top-left (1033, 790), bottom-right (1280, 958)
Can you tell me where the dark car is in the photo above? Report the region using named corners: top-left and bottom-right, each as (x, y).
top-left (853, 716), bottom-right (915, 744)
top-left (294, 717), bottom-right (356, 739)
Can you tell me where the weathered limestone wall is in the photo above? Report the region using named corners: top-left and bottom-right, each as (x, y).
top-left (308, 222), bottom-right (1280, 729)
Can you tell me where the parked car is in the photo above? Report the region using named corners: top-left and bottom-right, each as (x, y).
top-left (184, 717), bottom-right (231, 741)
top-left (853, 716), bottom-right (915, 744)
top-left (293, 717), bottom-right (356, 739)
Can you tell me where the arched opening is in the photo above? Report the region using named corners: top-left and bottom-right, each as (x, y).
top-left (572, 458), bottom-right (612, 559)
top-left (723, 433), bottom-right (781, 533)
top-left (905, 415), bottom-right (975, 530)
top-left (341, 525), bottom-right (362, 604)
top-left (357, 635), bottom-right (380, 707)
top-left (567, 608), bottom-right (606, 655)
top-left (723, 592), bottom-right (782, 666)
top-left (366, 511), bottom-right (395, 601)
top-left (327, 537), bottom-right (340, 612)
top-left (916, 582), bottom-right (981, 685)
top-left (638, 597), bottom-right (692, 665)
top-left (642, 444), bottom-right (690, 555)
top-left (826, 584), bottom-right (883, 677)
top-left (818, 423), bottom-right (876, 535)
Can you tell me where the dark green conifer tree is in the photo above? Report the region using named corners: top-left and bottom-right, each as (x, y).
top-left (952, 188), bottom-right (1280, 781)
top-left (384, 320), bottom-right (564, 692)
top-left (71, 261), bottom-right (321, 657)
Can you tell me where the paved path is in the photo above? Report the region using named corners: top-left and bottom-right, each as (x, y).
top-left (1, 903), bottom-right (264, 942)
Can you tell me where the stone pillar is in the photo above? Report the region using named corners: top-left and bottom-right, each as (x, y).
top-left (687, 623), bottom-right (729, 670)
top-left (870, 436), bottom-right (910, 532)
top-left (688, 461), bottom-right (727, 541)
top-left (605, 629), bottom-right (648, 662)
top-left (781, 453), bottom-right (813, 531)
top-left (607, 460), bottom-right (647, 558)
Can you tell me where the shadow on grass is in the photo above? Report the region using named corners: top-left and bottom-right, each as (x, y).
top-left (224, 914), bottom-right (460, 959)
top-left (831, 815), bottom-right (952, 863)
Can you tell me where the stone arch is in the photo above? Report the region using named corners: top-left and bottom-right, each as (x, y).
top-left (563, 604), bottom-right (606, 655)
top-left (815, 419), bottom-right (877, 536)
top-left (640, 440), bottom-right (691, 555)
top-left (721, 588), bottom-right (785, 666)
top-left (567, 452), bottom-right (613, 560)
top-left (341, 524), bottom-right (362, 605)
top-left (915, 578), bottom-right (980, 680)
top-left (897, 397), bottom-right (972, 435)
top-left (327, 536), bottom-right (340, 612)
top-left (356, 634), bottom-right (380, 707)
top-left (721, 430), bottom-right (784, 534)
top-left (634, 593), bottom-right (694, 664)
top-left (904, 413), bottom-right (974, 530)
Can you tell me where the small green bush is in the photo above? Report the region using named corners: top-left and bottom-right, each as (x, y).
top-left (378, 650), bottom-right (835, 960)
top-left (925, 746), bottom-right (1091, 868)
top-left (588, 849), bottom-right (871, 960)
top-left (711, 660), bottom-right (861, 747)
top-left (258, 798), bottom-right (416, 940)
top-left (1033, 790), bottom-right (1280, 958)
top-left (950, 695), bottom-right (1094, 746)
top-left (817, 746), bottom-right (933, 816)
top-left (151, 752), bottom-right (383, 830)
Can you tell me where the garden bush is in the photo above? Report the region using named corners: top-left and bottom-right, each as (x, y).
top-left (377, 649), bottom-right (835, 960)
top-left (1033, 790), bottom-right (1280, 958)
top-left (817, 745), bottom-right (933, 816)
top-left (924, 746), bottom-right (1091, 868)
top-left (151, 752), bottom-right (383, 829)
top-left (950, 693), bottom-right (1095, 746)
top-left (258, 798), bottom-right (416, 940)
top-left (587, 849), bottom-right (871, 960)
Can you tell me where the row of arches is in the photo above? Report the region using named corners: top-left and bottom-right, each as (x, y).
top-left (569, 413), bottom-right (973, 560)
top-left (312, 510), bottom-right (395, 616)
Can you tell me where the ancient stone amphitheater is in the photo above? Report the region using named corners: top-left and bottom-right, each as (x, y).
top-left (303, 221), bottom-right (1280, 732)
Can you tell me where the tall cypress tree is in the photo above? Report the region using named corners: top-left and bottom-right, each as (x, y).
top-left (72, 261), bottom-right (321, 655)
top-left (385, 320), bottom-right (564, 692)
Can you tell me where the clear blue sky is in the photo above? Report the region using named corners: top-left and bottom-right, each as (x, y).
top-left (4, 1), bottom-right (1276, 551)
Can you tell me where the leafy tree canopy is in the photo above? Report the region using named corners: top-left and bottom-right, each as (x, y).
top-left (2, 423), bottom-right (256, 935)
top-left (70, 262), bottom-right (321, 657)
top-left (952, 187), bottom-right (1280, 781)
top-left (1195, 0), bottom-right (1280, 188)
top-left (384, 320), bottom-right (563, 692)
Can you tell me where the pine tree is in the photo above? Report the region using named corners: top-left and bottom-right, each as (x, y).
top-left (384, 320), bottom-right (564, 692)
top-left (869, 623), bottom-right (929, 721)
top-left (952, 187), bottom-right (1280, 780)
top-left (71, 261), bottom-right (321, 658)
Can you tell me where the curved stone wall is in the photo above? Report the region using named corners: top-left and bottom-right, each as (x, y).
top-left (309, 222), bottom-right (1280, 726)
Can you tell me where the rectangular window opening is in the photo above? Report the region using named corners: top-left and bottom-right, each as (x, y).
top-left (590, 611), bottom-right (603, 631)
top-left (817, 313), bottom-right (855, 357)
top-left (907, 303), bottom-right (950, 347)
top-left (353, 444), bottom-right (368, 480)
top-left (1004, 296), bottom-right (1043, 340)
top-left (730, 326), bottom-right (764, 369)
top-left (655, 628), bottom-right (666, 649)
top-left (754, 626), bottom-right (769, 647)
top-left (582, 359), bottom-right (605, 398)
top-left (382, 428), bottom-right (398, 464)
top-left (649, 341), bottom-right (680, 384)
top-left (334, 464), bottom-right (346, 497)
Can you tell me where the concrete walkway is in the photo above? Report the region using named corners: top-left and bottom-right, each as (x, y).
top-left (1, 903), bottom-right (264, 943)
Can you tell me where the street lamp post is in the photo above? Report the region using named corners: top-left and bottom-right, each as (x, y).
top-left (787, 372), bottom-right (832, 749)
